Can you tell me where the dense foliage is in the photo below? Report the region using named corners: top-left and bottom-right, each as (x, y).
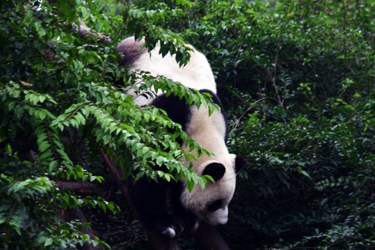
top-left (1, 0), bottom-right (374, 249)
top-left (0, 0), bottom-right (212, 248)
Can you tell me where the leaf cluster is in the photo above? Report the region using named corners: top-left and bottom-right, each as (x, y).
top-left (0, 0), bottom-right (215, 248)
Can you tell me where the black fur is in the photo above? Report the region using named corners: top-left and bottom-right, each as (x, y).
top-left (152, 90), bottom-right (226, 141)
top-left (202, 163), bottom-right (226, 181)
top-left (207, 199), bottom-right (223, 212)
top-left (199, 89), bottom-right (228, 141)
top-left (127, 177), bottom-right (197, 237)
top-left (152, 89), bottom-right (226, 131)
top-left (152, 93), bottom-right (192, 132)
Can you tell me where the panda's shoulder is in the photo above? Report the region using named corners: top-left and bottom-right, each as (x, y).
top-left (152, 93), bottom-right (192, 132)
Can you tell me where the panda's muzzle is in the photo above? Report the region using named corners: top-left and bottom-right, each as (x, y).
top-left (205, 207), bottom-right (229, 225)
top-left (203, 199), bottom-right (229, 225)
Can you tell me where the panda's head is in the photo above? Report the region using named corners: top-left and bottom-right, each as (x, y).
top-left (181, 154), bottom-right (245, 225)
top-left (175, 90), bottom-right (246, 226)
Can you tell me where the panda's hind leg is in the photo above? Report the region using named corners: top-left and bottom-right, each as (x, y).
top-left (127, 177), bottom-right (185, 238)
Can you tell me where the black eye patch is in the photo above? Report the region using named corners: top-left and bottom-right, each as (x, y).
top-left (202, 163), bottom-right (226, 181)
top-left (207, 200), bottom-right (223, 212)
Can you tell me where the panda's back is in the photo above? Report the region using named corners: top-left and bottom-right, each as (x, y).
top-left (118, 37), bottom-right (217, 93)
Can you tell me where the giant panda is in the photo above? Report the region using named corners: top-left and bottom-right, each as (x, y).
top-left (117, 37), bottom-right (245, 238)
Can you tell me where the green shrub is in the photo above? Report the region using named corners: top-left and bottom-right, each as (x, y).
top-left (183, 0), bottom-right (374, 248)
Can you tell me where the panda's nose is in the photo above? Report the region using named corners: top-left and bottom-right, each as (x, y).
top-left (207, 207), bottom-right (228, 225)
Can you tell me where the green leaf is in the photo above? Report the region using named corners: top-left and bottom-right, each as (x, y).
top-left (44, 238), bottom-right (53, 247)
top-left (297, 167), bottom-right (312, 179)
top-left (34, 21), bottom-right (46, 37)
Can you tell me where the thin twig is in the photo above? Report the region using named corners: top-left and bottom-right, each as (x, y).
top-left (230, 96), bottom-right (279, 133)
top-left (271, 50), bottom-right (284, 107)
top-left (99, 148), bottom-right (129, 198)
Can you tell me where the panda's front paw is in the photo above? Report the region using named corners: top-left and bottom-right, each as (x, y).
top-left (160, 217), bottom-right (184, 238)
top-left (161, 227), bottom-right (176, 238)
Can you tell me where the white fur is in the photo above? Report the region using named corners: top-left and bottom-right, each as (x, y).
top-left (117, 37), bottom-right (217, 106)
top-left (135, 47), bottom-right (216, 91)
top-left (178, 102), bottom-right (236, 225)
top-left (119, 37), bottom-right (237, 226)
top-left (162, 227), bottom-right (176, 238)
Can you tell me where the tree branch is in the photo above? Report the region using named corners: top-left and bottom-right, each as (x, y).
top-left (56, 181), bottom-right (105, 195)
top-left (73, 20), bottom-right (112, 44)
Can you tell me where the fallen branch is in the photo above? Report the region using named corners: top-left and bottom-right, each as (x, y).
top-left (56, 181), bottom-right (105, 195)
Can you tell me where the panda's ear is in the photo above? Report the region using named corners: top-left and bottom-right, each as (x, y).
top-left (234, 156), bottom-right (247, 173)
top-left (202, 163), bottom-right (226, 181)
